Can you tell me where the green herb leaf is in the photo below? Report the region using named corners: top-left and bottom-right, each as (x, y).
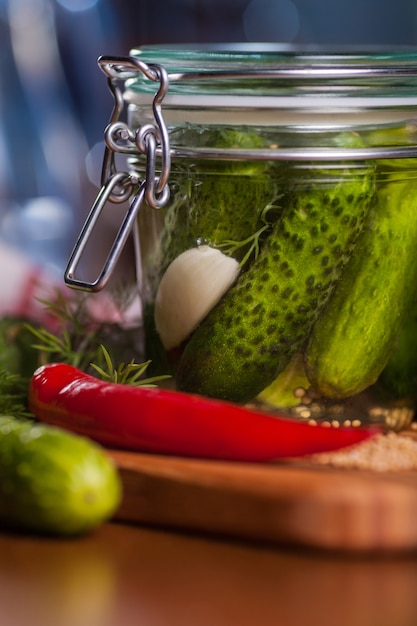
top-left (90, 345), bottom-right (171, 387)
top-left (0, 369), bottom-right (33, 419)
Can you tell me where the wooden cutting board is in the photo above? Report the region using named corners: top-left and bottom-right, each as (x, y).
top-left (109, 432), bottom-right (417, 552)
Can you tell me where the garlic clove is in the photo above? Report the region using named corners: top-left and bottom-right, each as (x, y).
top-left (154, 245), bottom-right (240, 350)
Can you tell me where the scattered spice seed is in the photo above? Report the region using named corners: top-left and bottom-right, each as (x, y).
top-left (293, 387), bottom-right (306, 398)
top-left (309, 432), bottom-right (417, 472)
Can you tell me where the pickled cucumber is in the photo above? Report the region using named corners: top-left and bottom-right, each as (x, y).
top-left (141, 128), bottom-right (281, 375)
top-left (176, 161), bottom-right (375, 402)
top-left (150, 128), bottom-right (280, 282)
top-left (305, 177), bottom-right (417, 399)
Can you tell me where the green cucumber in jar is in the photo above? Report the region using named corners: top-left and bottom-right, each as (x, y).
top-left (144, 128), bottom-right (281, 286)
top-left (0, 416), bottom-right (121, 535)
top-left (176, 154), bottom-right (376, 403)
top-left (141, 128), bottom-right (281, 374)
top-left (305, 176), bottom-right (417, 399)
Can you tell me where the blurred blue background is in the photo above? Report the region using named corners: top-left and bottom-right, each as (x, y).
top-left (1, 0), bottom-right (417, 276)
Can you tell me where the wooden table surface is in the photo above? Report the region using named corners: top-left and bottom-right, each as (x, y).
top-left (1, 521), bottom-right (417, 626)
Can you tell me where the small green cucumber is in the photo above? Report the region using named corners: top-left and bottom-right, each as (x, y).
top-left (0, 416), bottom-right (122, 535)
top-left (176, 161), bottom-right (375, 402)
top-left (305, 177), bottom-right (417, 399)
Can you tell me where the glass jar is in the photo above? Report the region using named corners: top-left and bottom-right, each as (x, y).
top-left (66, 44), bottom-right (417, 431)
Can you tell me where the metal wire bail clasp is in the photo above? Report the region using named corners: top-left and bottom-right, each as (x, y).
top-left (64, 56), bottom-right (171, 292)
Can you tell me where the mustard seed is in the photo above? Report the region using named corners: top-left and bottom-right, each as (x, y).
top-left (309, 432), bottom-right (417, 472)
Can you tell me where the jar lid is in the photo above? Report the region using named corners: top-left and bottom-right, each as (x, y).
top-left (121, 44), bottom-right (417, 132)
top-left (125, 44), bottom-right (417, 108)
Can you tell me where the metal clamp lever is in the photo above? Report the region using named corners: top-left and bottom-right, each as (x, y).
top-left (64, 57), bottom-right (170, 293)
top-left (64, 172), bottom-right (145, 292)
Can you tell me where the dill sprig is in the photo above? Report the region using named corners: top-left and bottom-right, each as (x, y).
top-left (27, 291), bottom-right (105, 370)
top-left (90, 345), bottom-right (171, 386)
top-left (26, 289), bottom-right (170, 386)
top-left (0, 369), bottom-right (32, 419)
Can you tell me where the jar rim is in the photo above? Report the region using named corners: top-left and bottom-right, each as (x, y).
top-left (129, 43), bottom-right (417, 75)
top-left (130, 42), bottom-right (417, 61)
top-left (125, 43), bottom-right (417, 106)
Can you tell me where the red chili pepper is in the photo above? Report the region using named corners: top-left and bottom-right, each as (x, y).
top-left (28, 363), bottom-right (377, 463)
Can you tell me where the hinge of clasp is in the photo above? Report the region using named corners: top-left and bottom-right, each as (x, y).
top-left (64, 55), bottom-right (171, 292)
